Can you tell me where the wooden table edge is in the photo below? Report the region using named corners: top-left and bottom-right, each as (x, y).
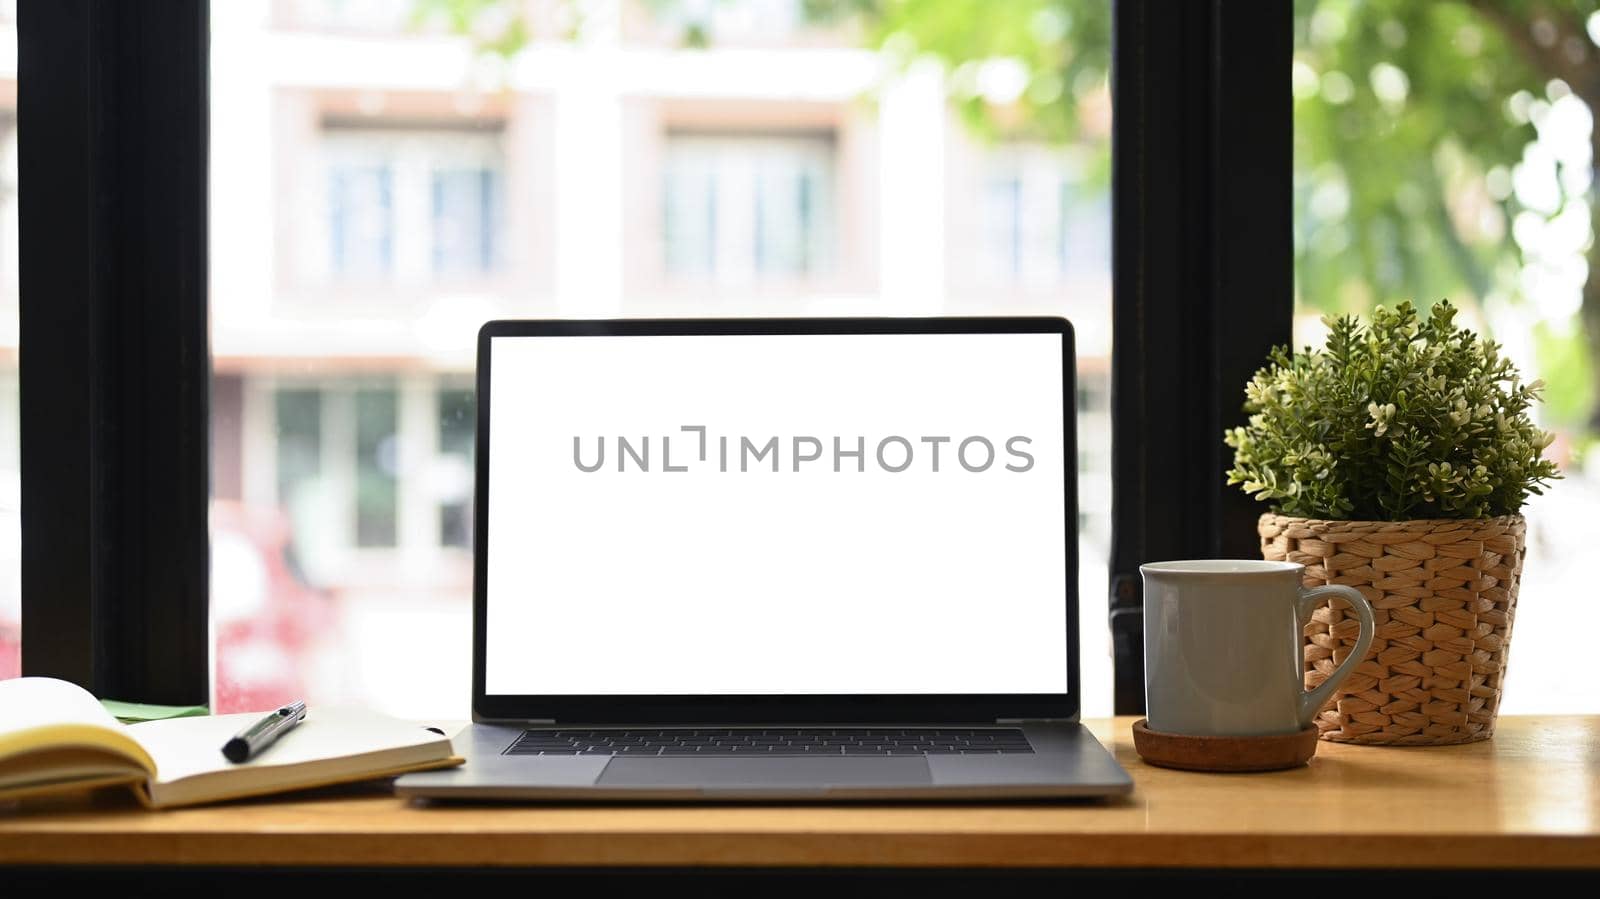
top-left (5, 716), bottom-right (1598, 871)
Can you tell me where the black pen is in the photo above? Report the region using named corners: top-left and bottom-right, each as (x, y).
top-left (221, 700), bottom-right (307, 763)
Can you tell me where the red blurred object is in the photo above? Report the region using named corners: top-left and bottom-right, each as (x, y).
top-left (0, 625), bottom-right (18, 681)
top-left (0, 501), bottom-right (330, 699)
top-left (211, 500), bottom-right (334, 713)
top-left (1, 474), bottom-right (18, 681)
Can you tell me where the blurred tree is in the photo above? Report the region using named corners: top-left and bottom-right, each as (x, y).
top-left (1293, 0), bottom-right (1600, 435)
top-left (412, 0), bottom-right (1111, 141)
top-left (825, 0), bottom-right (1597, 433)
top-left (413, 0), bottom-right (1600, 432)
top-left (803, 1), bottom-right (1110, 145)
top-left (411, 0), bottom-right (534, 55)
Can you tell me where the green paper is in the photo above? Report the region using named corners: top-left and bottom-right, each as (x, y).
top-left (101, 698), bottom-right (210, 724)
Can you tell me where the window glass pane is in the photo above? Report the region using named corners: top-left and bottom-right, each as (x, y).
top-left (662, 134), bottom-right (835, 281)
top-left (1294, 1), bottom-right (1592, 712)
top-left (1, 4), bottom-right (17, 681)
top-left (329, 163), bottom-right (393, 278)
top-left (211, 1), bottom-right (1111, 717)
top-left (663, 153), bottom-right (716, 276)
top-left (436, 385), bottom-right (473, 550)
top-left (982, 176), bottom-right (1023, 279)
top-left (354, 385), bottom-right (398, 548)
top-left (275, 389), bottom-right (322, 508)
top-left (432, 169), bottom-right (498, 275)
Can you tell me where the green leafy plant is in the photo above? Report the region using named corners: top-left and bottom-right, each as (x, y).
top-left (1225, 300), bottom-right (1561, 520)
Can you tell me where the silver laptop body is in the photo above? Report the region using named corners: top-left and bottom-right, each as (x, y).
top-left (397, 317), bottom-right (1132, 801)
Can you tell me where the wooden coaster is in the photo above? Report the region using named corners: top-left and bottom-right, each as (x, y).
top-left (1132, 719), bottom-right (1319, 772)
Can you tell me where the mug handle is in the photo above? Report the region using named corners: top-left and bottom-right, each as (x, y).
top-left (1295, 585), bottom-right (1376, 730)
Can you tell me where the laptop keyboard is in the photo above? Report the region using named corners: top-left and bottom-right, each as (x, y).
top-left (504, 727), bottom-right (1034, 757)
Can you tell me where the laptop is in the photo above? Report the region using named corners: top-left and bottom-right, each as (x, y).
top-left (396, 317), bottom-right (1133, 800)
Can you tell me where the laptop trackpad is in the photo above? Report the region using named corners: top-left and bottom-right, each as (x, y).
top-left (598, 757), bottom-right (932, 788)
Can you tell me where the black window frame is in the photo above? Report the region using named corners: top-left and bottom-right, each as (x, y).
top-left (16, 0), bottom-right (1291, 716)
top-left (1108, 1), bottom-right (1292, 712)
top-left (18, 0), bottom-right (210, 704)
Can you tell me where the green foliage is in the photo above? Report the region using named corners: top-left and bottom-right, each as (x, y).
top-left (410, 0), bottom-right (533, 55)
top-left (1534, 318), bottom-right (1596, 428)
top-left (806, 1), bottom-right (1110, 145)
top-left (1225, 300), bottom-right (1561, 520)
top-left (1293, 0), bottom-right (1545, 314)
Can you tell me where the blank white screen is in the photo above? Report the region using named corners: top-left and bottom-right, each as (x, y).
top-left (484, 332), bottom-right (1069, 695)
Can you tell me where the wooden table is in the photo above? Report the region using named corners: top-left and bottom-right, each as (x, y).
top-left (2, 716), bottom-right (1598, 873)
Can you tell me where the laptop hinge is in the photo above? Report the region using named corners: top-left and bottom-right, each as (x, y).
top-left (995, 717), bottom-right (1074, 724)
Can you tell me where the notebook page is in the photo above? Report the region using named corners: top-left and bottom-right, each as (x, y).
top-left (0, 677), bottom-right (155, 783)
top-left (130, 707), bottom-right (454, 806)
top-left (0, 676), bottom-right (124, 733)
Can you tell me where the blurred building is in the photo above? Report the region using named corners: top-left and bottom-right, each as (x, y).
top-left (210, 0), bottom-right (1112, 619)
top-left (0, 0), bottom-right (1111, 707)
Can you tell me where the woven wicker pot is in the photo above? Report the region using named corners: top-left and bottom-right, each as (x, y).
top-left (1258, 513), bottom-right (1526, 746)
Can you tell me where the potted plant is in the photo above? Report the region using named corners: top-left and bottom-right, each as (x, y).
top-left (1225, 301), bottom-right (1561, 745)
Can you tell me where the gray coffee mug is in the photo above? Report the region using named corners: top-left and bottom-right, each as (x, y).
top-left (1140, 560), bottom-right (1376, 737)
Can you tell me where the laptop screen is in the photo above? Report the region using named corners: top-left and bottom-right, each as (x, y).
top-left (483, 329), bottom-right (1070, 696)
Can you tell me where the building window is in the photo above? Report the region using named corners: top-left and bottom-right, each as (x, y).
top-left (1061, 183), bottom-right (1111, 281)
top-left (1076, 379), bottom-right (1108, 414)
top-left (329, 163), bottom-right (393, 278)
top-left (432, 168), bottom-right (499, 275)
top-left (983, 176), bottom-right (1024, 278)
top-left (437, 387), bottom-right (474, 549)
top-left (662, 133), bottom-right (835, 283)
top-left (353, 386), bottom-right (398, 548)
top-left (753, 163), bottom-right (818, 275)
top-left (663, 160), bottom-right (717, 277)
top-left (265, 379), bottom-right (471, 559)
top-left (274, 389), bottom-right (323, 516)
top-left (979, 144), bottom-right (1103, 286)
top-left (320, 126), bottom-right (504, 283)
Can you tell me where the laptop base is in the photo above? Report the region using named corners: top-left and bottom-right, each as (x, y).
top-left (396, 721), bottom-right (1132, 801)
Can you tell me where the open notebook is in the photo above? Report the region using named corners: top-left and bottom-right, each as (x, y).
top-left (0, 677), bottom-right (461, 808)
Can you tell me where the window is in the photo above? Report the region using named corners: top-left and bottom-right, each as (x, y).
top-left (966, 144), bottom-right (1105, 288)
top-left (1076, 362), bottom-right (1112, 550)
top-left (23, 3), bottom-right (1310, 719)
top-left (432, 168), bottom-right (499, 275)
top-left (255, 379), bottom-right (461, 563)
top-left (1076, 378), bottom-right (1107, 414)
top-left (228, 376), bottom-right (476, 711)
top-left (1293, 1), bottom-right (1593, 712)
top-left (274, 389), bottom-right (322, 520)
top-left (353, 385), bottom-right (398, 548)
top-left (662, 157), bottom-right (716, 277)
top-left (1061, 183), bottom-right (1111, 282)
top-left (207, 0), bottom-right (1115, 718)
top-left (663, 133), bottom-right (836, 282)
top-left (436, 386), bottom-right (474, 550)
top-left (328, 163), bottom-right (393, 278)
top-left (318, 127), bottom-right (504, 284)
